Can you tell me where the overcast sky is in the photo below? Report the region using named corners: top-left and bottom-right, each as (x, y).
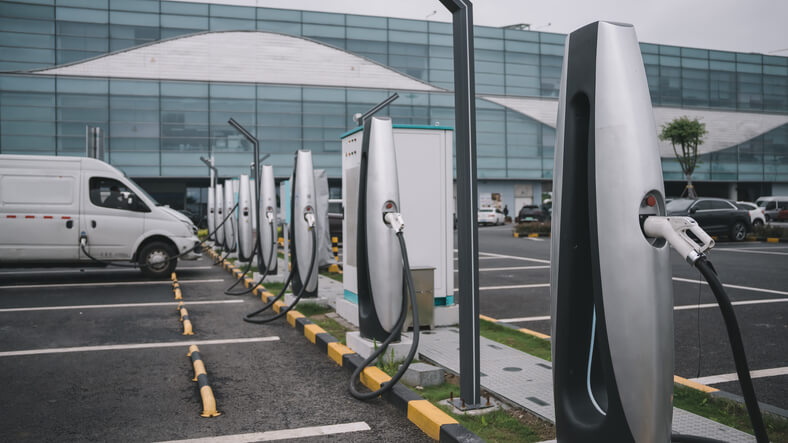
top-left (254, 0), bottom-right (788, 55)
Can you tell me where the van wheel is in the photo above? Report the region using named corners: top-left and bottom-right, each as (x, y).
top-left (730, 222), bottom-right (747, 242)
top-left (139, 241), bottom-right (177, 278)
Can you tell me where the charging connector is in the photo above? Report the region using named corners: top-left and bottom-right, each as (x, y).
top-left (643, 216), bottom-right (714, 264)
top-left (265, 209), bottom-right (274, 224)
top-left (383, 212), bottom-right (405, 233)
top-left (304, 211), bottom-right (316, 229)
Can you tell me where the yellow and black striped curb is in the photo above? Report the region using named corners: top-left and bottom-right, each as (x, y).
top-left (187, 345), bottom-right (221, 417)
top-left (172, 276), bottom-right (182, 300)
top-left (513, 231), bottom-right (550, 238)
top-left (479, 314), bottom-right (722, 395)
top-left (283, 309), bottom-right (482, 443)
top-left (179, 306), bottom-right (194, 336)
top-left (328, 236), bottom-right (342, 274)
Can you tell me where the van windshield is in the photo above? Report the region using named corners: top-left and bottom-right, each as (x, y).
top-left (126, 178), bottom-right (160, 206)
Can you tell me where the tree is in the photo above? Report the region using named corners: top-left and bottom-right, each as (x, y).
top-left (659, 116), bottom-right (707, 198)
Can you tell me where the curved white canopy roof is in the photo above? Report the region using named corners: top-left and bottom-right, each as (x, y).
top-left (35, 31), bottom-right (443, 93)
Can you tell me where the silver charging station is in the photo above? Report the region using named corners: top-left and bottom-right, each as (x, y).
top-left (258, 164), bottom-right (279, 274)
top-left (237, 174), bottom-right (253, 261)
top-left (356, 116), bottom-right (404, 342)
top-left (291, 150), bottom-right (318, 298)
top-left (223, 180), bottom-right (237, 252)
top-left (550, 21), bottom-right (673, 442)
top-left (215, 183), bottom-right (225, 248)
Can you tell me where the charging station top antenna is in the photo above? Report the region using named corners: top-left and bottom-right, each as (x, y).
top-left (439, 0), bottom-right (481, 408)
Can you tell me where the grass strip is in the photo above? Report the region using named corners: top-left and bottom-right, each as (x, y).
top-left (319, 271), bottom-right (343, 282)
top-left (479, 319), bottom-right (552, 362)
top-left (673, 384), bottom-right (787, 441)
top-left (418, 382), bottom-right (555, 443)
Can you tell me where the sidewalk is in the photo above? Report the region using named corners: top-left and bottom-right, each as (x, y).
top-left (414, 328), bottom-right (756, 443)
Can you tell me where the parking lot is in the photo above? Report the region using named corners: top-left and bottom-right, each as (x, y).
top-left (0, 258), bottom-right (430, 443)
top-left (463, 224), bottom-right (788, 410)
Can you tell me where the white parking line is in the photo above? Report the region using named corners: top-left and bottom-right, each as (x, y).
top-left (690, 367), bottom-right (788, 385)
top-left (712, 248), bottom-right (788, 256)
top-left (0, 299), bottom-right (245, 313)
top-left (156, 422), bottom-right (371, 443)
top-left (496, 297), bottom-right (788, 324)
top-left (454, 283), bottom-right (550, 292)
top-left (479, 252), bottom-right (551, 264)
top-left (0, 336), bottom-right (280, 357)
top-left (498, 315), bottom-right (551, 323)
top-left (0, 278), bottom-right (225, 290)
top-left (673, 277), bottom-right (788, 297)
top-left (454, 266), bottom-right (550, 273)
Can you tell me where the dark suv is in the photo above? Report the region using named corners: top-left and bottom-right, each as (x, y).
top-left (666, 198), bottom-right (752, 242)
top-left (517, 205), bottom-right (546, 223)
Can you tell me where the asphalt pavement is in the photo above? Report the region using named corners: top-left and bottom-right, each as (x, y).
top-left (460, 224), bottom-right (788, 410)
top-left (0, 257), bottom-right (431, 443)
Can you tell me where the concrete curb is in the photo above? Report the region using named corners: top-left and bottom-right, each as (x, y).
top-left (210, 248), bottom-right (481, 442)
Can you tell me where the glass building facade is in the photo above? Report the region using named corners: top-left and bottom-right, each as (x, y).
top-left (1, 0), bottom-right (787, 200)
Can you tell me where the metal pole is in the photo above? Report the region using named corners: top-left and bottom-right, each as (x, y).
top-left (439, 0), bottom-right (481, 408)
top-left (228, 118), bottom-right (264, 267)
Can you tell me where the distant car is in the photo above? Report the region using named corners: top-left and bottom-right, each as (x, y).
top-left (735, 201), bottom-right (766, 228)
top-left (477, 208), bottom-right (505, 226)
top-left (755, 196), bottom-right (788, 222)
top-left (778, 209), bottom-right (788, 222)
top-left (666, 198), bottom-right (752, 241)
top-left (517, 205), bottom-right (545, 223)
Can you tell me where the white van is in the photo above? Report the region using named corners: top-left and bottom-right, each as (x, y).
top-left (0, 154), bottom-right (201, 277)
top-left (755, 196), bottom-right (788, 222)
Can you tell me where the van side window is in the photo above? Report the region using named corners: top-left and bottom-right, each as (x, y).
top-left (89, 177), bottom-right (149, 212)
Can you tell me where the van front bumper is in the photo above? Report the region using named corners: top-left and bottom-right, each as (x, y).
top-left (173, 236), bottom-right (202, 260)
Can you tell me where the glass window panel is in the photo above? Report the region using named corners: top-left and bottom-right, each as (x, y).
top-left (110, 0), bottom-right (157, 13)
top-left (475, 37), bottom-right (503, 51)
top-left (681, 47), bottom-right (707, 59)
top-left (709, 50), bottom-right (735, 61)
top-left (210, 17), bottom-right (254, 31)
top-left (681, 57), bottom-right (708, 69)
top-left (0, 16), bottom-right (54, 34)
top-left (210, 4), bottom-right (252, 18)
top-left (660, 55), bottom-right (680, 67)
top-left (210, 83), bottom-right (254, 99)
top-left (504, 29), bottom-right (539, 42)
top-left (660, 45), bottom-right (680, 56)
top-left (161, 1), bottom-right (207, 16)
top-left (764, 65), bottom-right (788, 76)
top-left (302, 11), bottom-right (343, 25)
top-left (2, 135), bottom-right (56, 153)
top-left (737, 72), bottom-right (763, 110)
top-left (640, 43), bottom-right (659, 54)
top-left (346, 14), bottom-right (386, 29)
top-left (302, 87), bottom-right (344, 102)
top-left (57, 35), bottom-right (108, 51)
top-left (505, 40), bottom-right (538, 53)
top-left (659, 66), bottom-right (682, 105)
top-left (429, 33), bottom-right (452, 46)
top-left (389, 17), bottom-right (426, 32)
top-left (736, 53), bottom-right (761, 64)
top-left (389, 29), bottom-right (427, 44)
top-left (0, 2), bottom-right (53, 19)
top-left (257, 85), bottom-right (300, 100)
top-left (161, 81), bottom-right (207, 97)
top-left (1, 47), bottom-right (54, 63)
top-left (257, 20), bottom-right (300, 34)
top-left (57, 77), bottom-right (108, 94)
top-left (56, 7), bottom-right (108, 23)
top-left (160, 14), bottom-right (207, 30)
top-left (0, 75), bottom-right (54, 92)
top-left (57, 21), bottom-right (107, 37)
top-left (709, 60), bottom-right (736, 72)
top-left (0, 31), bottom-right (54, 48)
top-left (303, 23), bottom-right (344, 38)
top-left (58, 0), bottom-right (105, 8)
top-left (539, 43), bottom-right (563, 56)
top-left (539, 32), bottom-right (564, 44)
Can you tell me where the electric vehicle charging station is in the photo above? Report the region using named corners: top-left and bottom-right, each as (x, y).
top-left (258, 164), bottom-right (279, 276)
top-left (290, 150), bottom-right (318, 299)
top-left (338, 124), bottom-right (456, 335)
top-left (214, 183), bottom-right (225, 248)
top-left (237, 174), bottom-right (253, 262)
top-left (201, 156), bottom-right (217, 241)
top-left (223, 180), bottom-right (237, 252)
top-left (551, 21), bottom-right (769, 443)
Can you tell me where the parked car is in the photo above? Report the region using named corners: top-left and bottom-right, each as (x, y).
top-left (0, 154), bottom-right (201, 277)
top-left (666, 198), bottom-right (752, 241)
top-left (477, 207), bottom-right (505, 226)
top-left (734, 201), bottom-right (766, 228)
top-left (755, 196), bottom-right (788, 222)
top-left (517, 205), bottom-right (545, 223)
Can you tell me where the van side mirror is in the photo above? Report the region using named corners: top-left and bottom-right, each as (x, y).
top-left (689, 207), bottom-right (697, 214)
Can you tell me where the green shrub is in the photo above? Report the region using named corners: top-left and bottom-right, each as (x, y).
top-left (753, 223), bottom-right (788, 239)
top-left (515, 221), bottom-right (551, 236)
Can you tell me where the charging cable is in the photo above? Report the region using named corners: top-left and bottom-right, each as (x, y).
top-left (643, 216), bottom-right (769, 443)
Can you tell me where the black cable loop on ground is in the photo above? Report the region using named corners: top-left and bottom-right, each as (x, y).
top-left (349, 231), bottom-right (419, 400)
top-left (242, 227), bottom-right (317, 324)
top-left (225, 222), bottom-right (277, 296)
